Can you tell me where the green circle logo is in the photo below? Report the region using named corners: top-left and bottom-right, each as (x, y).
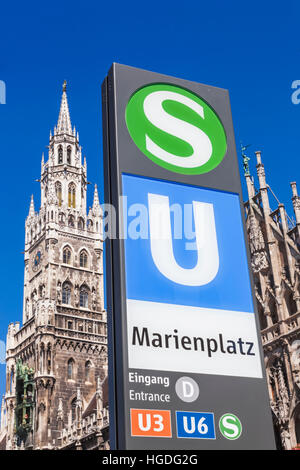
top-left (219, 413), bottom-right (242, 440)
top-left (125, 83), bottom-right (227, 175)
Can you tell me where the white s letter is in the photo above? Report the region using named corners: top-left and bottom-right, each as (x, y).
top-left (143, 91), bottom-right (212, 168)
top-left (221, 416), bottom-right (239, 439)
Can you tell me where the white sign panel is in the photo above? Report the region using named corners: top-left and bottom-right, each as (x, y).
top-left (127, 299), bottom-right (262, 378)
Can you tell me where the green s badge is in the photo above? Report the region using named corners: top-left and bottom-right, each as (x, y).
top-left (125, 83), bottom-right (227, 175)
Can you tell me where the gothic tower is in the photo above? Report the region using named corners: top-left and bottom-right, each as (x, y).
top-left (2, 82), bottom-right (107, 449)
top-left (243, 149), bottom-right (300, 449)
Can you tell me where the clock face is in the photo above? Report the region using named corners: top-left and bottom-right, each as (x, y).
top-left (32, 250), bottom-right (43, 272)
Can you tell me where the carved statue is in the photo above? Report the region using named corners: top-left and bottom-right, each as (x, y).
top-left (241, 144), bottom-right (251, 176)
top-left (57, 282), bottom-right (62, 304)
top-left (243, 155), bottom-right (250, 176)
top-left (251, 251), bottom-right (269, 273)
top-left (74, 286), bottom-right (79, 307)
top-left (92, 288), bottom-right (97, 310)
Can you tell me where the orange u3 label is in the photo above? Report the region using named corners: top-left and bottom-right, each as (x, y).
top-left (130, 409), bottom-right (172, 438)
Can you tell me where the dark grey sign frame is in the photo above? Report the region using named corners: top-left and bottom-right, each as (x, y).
top-left (102, 63), bottom-right (275, 450)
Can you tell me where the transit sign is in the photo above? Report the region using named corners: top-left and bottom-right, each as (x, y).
top-left (102, 63), bottom-right (275, 449)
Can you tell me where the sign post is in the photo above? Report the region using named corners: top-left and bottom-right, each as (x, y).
top-left (102, 63), bottom-right (275, 449)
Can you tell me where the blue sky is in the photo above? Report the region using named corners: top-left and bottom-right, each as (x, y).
top-left (0, 0), bottom-right (299, 399)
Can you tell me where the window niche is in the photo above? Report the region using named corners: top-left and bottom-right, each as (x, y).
top-left (62, 282), bottom-right (71, 305)
top-left (58, 145), bottom-right (63, 164)
top-left (67, 146), bottom-right (72, 165)
top-left (80, 286), bottom-right (89, 308)
top-left (63, 247), bottom-right (71, 265)
top-left (79, 250), bottom-right (88, 268)
top-left (67, 359), bottom-right (75, 380)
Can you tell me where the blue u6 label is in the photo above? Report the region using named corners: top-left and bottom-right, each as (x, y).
top-left (176, 411), bottom-right (216, 439)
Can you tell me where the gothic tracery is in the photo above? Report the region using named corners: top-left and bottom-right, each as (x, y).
top-left (245, 151), bottom-right (300, 449)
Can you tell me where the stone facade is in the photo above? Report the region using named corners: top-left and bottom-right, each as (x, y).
top-left (58, 376), bottom-right (109, 450)
top-left (243, 149), bottom-right (300, 450)
top-left (0, 83), bottom-right (108, 450)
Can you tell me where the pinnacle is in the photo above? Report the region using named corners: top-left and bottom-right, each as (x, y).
top-left (28, 194), bottom-right (35, 218)
top-left (56, 81), bottom-right (72, 135)
top-left (92, 184), bottom-right (100, 209)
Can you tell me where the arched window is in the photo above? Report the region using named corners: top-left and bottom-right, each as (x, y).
top-left (58, 145), bottom-right (63, 164)
top-left (68, 183), bottom-right (76, 208)
top-left (62, 282), bottom-right (71, 305)
top-left (80, 286), bottom-right (88, 308)
top-left (257, 303), bottom-right (267, 330)
top-left (39, 285), bottom-right (43, 298)
top-left (67, 359), bottom-right (74, 380)
top-left (85, 361), bottom-right (92, 382)
top-left (47, 345), bottom-right (51, 374)
top-left (68, 215), bottom-right (75, 228)
top-left (67, 146), bottom-right (72, 165)
top-left (55, 182), bottom-right (62, 207)
top-left (58, 212), bottom-right (65, 225)
top-left (71, 397), bottom-right (76, 421)
top-left (269, 298), bottom-right (278, 325)
top-left (80, 250), bottom-right (88, 268)
top-left (286, 292), bottom-right (297, 316)
top-left (87, 219), bottom-right (93, 231)
top-left (78, 218), bottom-right (84, 230)
top-left (10, 369), bottom-right (14, 394)
top-left (63, 247), bottom-right (71, 264)
top-left (40, 344), bottom-right (45, 374)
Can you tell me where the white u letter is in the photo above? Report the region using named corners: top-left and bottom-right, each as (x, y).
top-left (148, 193), bottom-right (219, 286)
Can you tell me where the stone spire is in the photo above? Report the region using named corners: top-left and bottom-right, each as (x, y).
top-left (291, 182), bottom-right (300, 225)
top-left (92, 184), bottom-right (100, 210)
top-left (255, 150), bottom-right (271, 214)
top-left (28, 194), bottom-right (35, 218)
top-left (56, 81), bottom-right (72, 135)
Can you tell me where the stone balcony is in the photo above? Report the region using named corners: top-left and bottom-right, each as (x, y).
top-left (261, 311), bottom-right (300, 346)
top-left (59, 408), bottom-right (109, 449)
